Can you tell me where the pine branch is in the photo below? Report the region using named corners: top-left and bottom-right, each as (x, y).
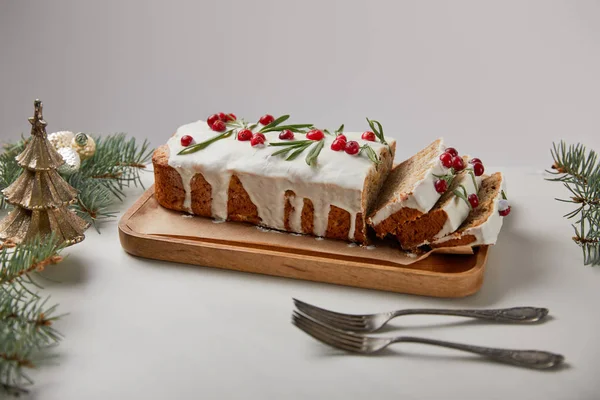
top-left (0, 235), bottom-right (64, 395)
top-left (547, 140), bottom-right (600, 266)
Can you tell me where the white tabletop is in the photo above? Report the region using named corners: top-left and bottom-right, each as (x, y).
top-left (25, 166), bottom-right (598, 400)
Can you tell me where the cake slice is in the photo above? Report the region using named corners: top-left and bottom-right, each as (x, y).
top-left (431, 172), bottom-right (508, 248)
top-left (367, 139), bottom-right (448, 238)
top-left (153, 116), bottom-right (396, 244)
top-left (394, 169), bottom-right (482, 249)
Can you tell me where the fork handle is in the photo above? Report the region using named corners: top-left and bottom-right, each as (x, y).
top-left (392, 307), bottom-right (548, 323)
top-left (393, 337), bottom-right (564, 369)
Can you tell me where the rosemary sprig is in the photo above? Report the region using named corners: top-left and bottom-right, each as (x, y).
top-left (453, 184), bottom-right (472, 210)
top-left (359, 144), bottom-right (381, 164)
top-left (177, 129), bottom-right (234, 155)
top-left (335, 124), bottom-right (344, 134)
top-left (269, 139), bottom-right (324, 166)
top-left (305, 140), bottom-right (325, 166)
top-left (366, 118), bottom-right (388, 146)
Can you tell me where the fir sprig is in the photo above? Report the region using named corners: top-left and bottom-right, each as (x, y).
top-left (547, 141), bottom-right (600, 266)
top-left (0, 235), bottom-right (65, 396)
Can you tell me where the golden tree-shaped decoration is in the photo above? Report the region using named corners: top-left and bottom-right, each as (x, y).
top-left (0, 100), bottom-right (89, 245)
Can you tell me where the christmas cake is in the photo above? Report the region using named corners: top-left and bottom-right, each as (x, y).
top-left (431, 172), bottom-right (509, 248)
top-left (153, 114), bottom-right (395, 243)
top-left (367, 139), bottom-right (450, 238)
top-left (394, 167), bottom-right (483, 249)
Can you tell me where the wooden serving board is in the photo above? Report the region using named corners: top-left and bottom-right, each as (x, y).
top-left (118, 186), bottom-right (489, 297)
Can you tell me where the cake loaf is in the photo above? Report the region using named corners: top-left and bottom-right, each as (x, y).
top-left (153, 116), bottom-right (395, 243)
top-left (432, 172), bottom-right (509, 248)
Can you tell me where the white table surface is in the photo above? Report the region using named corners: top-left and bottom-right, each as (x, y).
top-left (22, 166), bottom-right (598, 400)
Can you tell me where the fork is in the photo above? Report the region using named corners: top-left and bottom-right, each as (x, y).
top-left (293, 298), bottom-right (549, 333)
top-left (292, 312), bottom-right (564, 369)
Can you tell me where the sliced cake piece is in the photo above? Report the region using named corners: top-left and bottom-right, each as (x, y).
top-left (431, 172), bottom-right (508, 248)
top-left (367, 139), bottom-right (448, 238)
top-left (395, 169), bottom-right (482, 249)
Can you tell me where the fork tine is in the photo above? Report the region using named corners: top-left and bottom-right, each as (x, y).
top-left (293, 312), bottom-right (365, 346)
top-left (292, 313), bottom-right (364, 353)
top-left (293, 298), bottom-right (369, 328)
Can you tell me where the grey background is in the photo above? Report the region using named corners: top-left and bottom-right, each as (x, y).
top-left (1, 0), bottom-right (599, 166)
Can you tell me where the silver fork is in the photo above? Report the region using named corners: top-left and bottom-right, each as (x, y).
top-left (293, 298), bottom-right (549, 333)
top-left (292, 312), bottom-right (564, 370)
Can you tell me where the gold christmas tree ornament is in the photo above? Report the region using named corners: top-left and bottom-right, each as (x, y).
top-left (0, 100), bottom-right (90, 245)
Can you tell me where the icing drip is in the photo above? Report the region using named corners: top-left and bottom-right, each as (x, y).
top-left (166, 120), bottom-right (393, 241)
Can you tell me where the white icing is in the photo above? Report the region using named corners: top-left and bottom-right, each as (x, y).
top-left (433, 173), bottom-right (482, 241)
top-left (167, 120), bottom-right (395, 241)
top-left (434, 175), bottom-right (507, 246)
top-left (370, 139), bottom-right (447, 225)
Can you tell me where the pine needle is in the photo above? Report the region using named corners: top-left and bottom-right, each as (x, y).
top-left (547, 141), bottom-right (600, 266)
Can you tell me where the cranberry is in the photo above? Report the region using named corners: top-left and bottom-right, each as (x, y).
top-left (259, 114), bottom-right (275, 125)
top-left (279, 129), bottom-right (294, 140)
top-left (180, 135), bottom-right (194, 147)
top-left (345, 141), bottom-right (360, 155)
top-left (331, 138), bottom-right (346, 151)
top-left (228, 113), bottom-right (236, 121)
top-left (237, 129), bottom-right (252, 141)
top-left (207, 114), bottom-right (220, 128)
top-left (445, 147), bottom-right (458, 157)
top-left (473, 162), bottom-right (484, 176)
top-left (439, 152), bottom-right (453, 168)
top-left (499, 206), bottom-right (511, 217)
top-left (469, 157), bottom-right (482, 164)
top-left (336, 134), bottom-right (347, 143)
top-left (434, 179), bottom-right (448, 194)
top-left (468, 193), bottom-right (479, 208)
top-left (250, 133), bottom-right (266, 147)
top-left (452, 156), bottom-right (465, 171)
top-left (212, 120), bottom-right (226, 132)
top-left (361, 131), bottom-right (376, 141)
top-left (306, 129), bottom-right (325, 141)
top-left (218, 112), bottom-right (228, 121)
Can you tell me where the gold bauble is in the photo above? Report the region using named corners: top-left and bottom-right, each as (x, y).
top-left (70, 132), bottom-right (96, 160)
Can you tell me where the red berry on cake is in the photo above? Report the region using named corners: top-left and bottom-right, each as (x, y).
top-left (228, 113), bottom-right (236, 121)
top-left (498, 199), bottom-right (511, 216)
top-left (473, 162), bottom-right (484, 176)
top-left (259, 114), bottom-right (275, 125)
top-left (336, 134), bottom-right (347, 143)
top-left (469, 157), bottom-right (482, 164)
top-left (439, 152), bottom-right (453, 168)
top-left (468, 193), bottom-right (479, 208)
top-left (237, 129), bottom-right (253, 141)
top-left (331, 138), bottom-right (346, 151)
top-left (212, 120), bottom-right (226, 132)
top-left (207, 114), bottom-right (220, 128)
top-left (434, 179), bottom-right (448, 194)
top-left (306, 129), bottom-right (325, 141)
top-left (345, 141), bottom-right (360, 155)
top-left (251, 133), bottom-right (266, 147)
top-left (452, 156), bottom-right (465, 171)
top-left (218, 112), bottom-right (228, 121)
top-left (445, 147), bottom-right (458, 157)
top-left (361, 131), bottom-right (376, 141)
top-left (279, 129), bottom-right (294, 140)
top-left (180, 135), bottom-right (194, 147)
